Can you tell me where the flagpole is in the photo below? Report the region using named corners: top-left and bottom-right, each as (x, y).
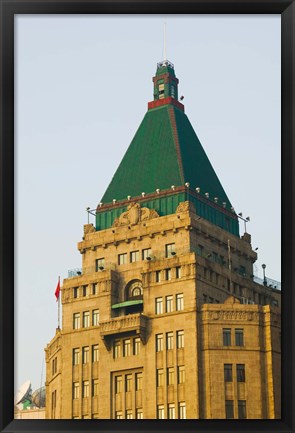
top-left (58, 276), bottom-right (60, 329)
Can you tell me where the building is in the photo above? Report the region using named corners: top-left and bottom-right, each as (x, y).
top-left (45, 58), bottom-right (281, 420)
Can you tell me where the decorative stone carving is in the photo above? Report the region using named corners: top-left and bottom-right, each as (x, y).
top-left (112, 203), bottom-right (159, 227)
top-left (176, 201), bottom-right (196, 214)
top-left (84, 224), bottom-right (95, 235)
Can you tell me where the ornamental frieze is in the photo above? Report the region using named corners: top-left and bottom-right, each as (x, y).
top-left (176, 201), bottom-right (196, 214)
top-left (203, 310), bottom-right (260, 322)
top-left (112, 203), bottom-right (159, 227)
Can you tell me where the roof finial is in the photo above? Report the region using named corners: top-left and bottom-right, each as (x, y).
top-left (163, 22), bottom-right (167, 63)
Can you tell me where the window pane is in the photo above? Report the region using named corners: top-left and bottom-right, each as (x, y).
top-left (223, 328), bottom-right (231, 346)
top-left (165, 243), bottom-right (175, 258)
top-left (92, 379), bottom-right (99, 396)
top-left (237, 364), bottom-right (245, 382)
top-left (176, 293), bottom-right (184, 310)
top-left (179, 402), bottom-right (186, 419)
top-left (166, 295), bottom-right (173, 313)
top-left (157, 405), bottom-right (165, 419)
top-left (123, 339), bottom-right (131, 357)
top-left (136, 372), bottom-right (142, 391)
top-left (224, 364), bottom-right (232, 382)
top-left (177, 330), bottom-right (184, 348)
top-left (235, 329), bottom-right (244, 346)
top-left (130, 251), bottom-right (139, 262)
top-left (92, 309), bottom-right (99, 326)
top-left (115, 376), bottom-right (122, 394)
top-left (156, 334), bottom-right (163, 352)
top-left (225, 400), bottom-right (234, 419)
top-left (118, 253), bottom-right (127, 265)
top-left (155, 297), bottom-right (163, 314)
top-left (92, 345), bottom-right (99, 362)
top-left (238, 400), bottom-right (247, 419)
top-left (168, 403), bottom-right (175, 419)
top-left (82, 347), bottom-right (89, 364)
top-left (125, 374), bottom-right (132, 392)
top-left (73, 348), bottom-right (79, 366)
top-left (157, 369), bottom-right (164, 387)
top-left (142, 248), bottom-right (152, 260)
top-left (96, 258), bottom-right (105, 271)
top-left (83, 311), bottom-right (90, 327)
top-left (167, 367), bottom-right (174, 385)
top-left (178, 366), bottom-right (185, 384)
top-left (166, 332), bottom-right (174, 350)
top-left (114, 340), bottom-right (121, 358)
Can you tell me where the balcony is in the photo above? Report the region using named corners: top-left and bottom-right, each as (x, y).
top-left (99, 313), bottom-right (148, 349)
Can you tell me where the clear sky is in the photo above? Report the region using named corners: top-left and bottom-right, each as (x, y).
top-left (15, 15), bottom-right (281, 394)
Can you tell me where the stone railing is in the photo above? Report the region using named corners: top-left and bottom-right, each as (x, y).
top-left (99, 313), bottom-right (148, 338)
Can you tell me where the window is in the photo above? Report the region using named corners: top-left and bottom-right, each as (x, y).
top-left (92, 379), bottom-right (99, 397)
top-left (156, 369), bottom-right (164, 387)
top-left (73, 313), bottom-right (80, 329)
top-left (156, 270), bottom-right (161, 282)
top-left (171, 85), bottom-right (175, 98)
top-left (225, 400), bottom-right (234, 419)
top-left (176, 267), bottom-right (182, 278)
top-left (51, 390), bottom-right (57, 416)
top-left (115, 376), bottom-right (122, 394)
top-left (165, 243), bottom-right (175, 258)
top-left (92, 309), bottom-right (99, 326)
top-left (178, 366), bottom-right (185, 384)
top-left (223, 328), bottom-right (231, 346)
top-left (52, 357), bottom-right (57, 375)
top-left (92, 283), bottom-right (97, 295)
top-left (73, 382), bottom-right (79, 399)
top-left (126, 410), bottom-right (133, 419)
top-left (82, 285), bottom-right (87, 297)
top-left (177, 330), bottom-right (184, 349)
top-left (166, 295), bottom-right (173, 312)
top-left (142, 248), bottom-right (152, 260)
top-left (165, 268), bottom-right (172, 280)
top-left (82, 346), bottom-right (89, 364)
top-left (115, 411), bottom-right (123, 419)
top-left (168, 403), bottom-right (175, 419)
top-left (125, 374), bottom-right (132, 392)
top-left (130, 250), bottom-right (139, 262)
top-left (166, 332), bottom-right (174, 350)
top-left (114, 340), bottom-right (121, 358)
top-left (92, 345), bottom-right (99, 362)
top-left (176, 293), bottom-right (184, 310)
top-left (96, 258), bottom-right (105, 271)
top-left (157, 405), bottom-right (165, 419)
top-left (197, 244), bottom-right (203, 256)
top-left (235, 329), bottom-right (244, 346)
top-left (179, 402), bottom-right (186, 419)
top-left (135, 372), bottom-right (142, 391)
top-left (156, 334), bottom-right (164, 352)
top-left (82, 380), bottom-right (89, 398)
top-left (83, 311), bottom-right (90, 328)
top-left (133, 337), bottom-right (141, 355)
top-left (73, 348), bottom-right (79, 366)
top-left (132, 287), bottom-right (141, 296)
top-left (118, 253), bottom-right (127, 265)
top-left (123, 339), bottom-right (131, 357)
top-left (167, 367), bottom-right (174, 385)
top-left (158, 83), bottom-right (165, 99)
top-left (224, 364), bottom-right (233, 382)
top-left (136, 409), bottom-right (143, 419)
top-left (155, 297), bottom-right (163, 314)
top-left (237, 364), bottom-right (245, 382)
top-left (238, 400), bottom-right (247, 419)
top-left (73, 287), bottom-right (78, 298)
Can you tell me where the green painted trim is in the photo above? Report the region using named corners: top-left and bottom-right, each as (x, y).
top-left (112, 300), bottom-right (144, 309)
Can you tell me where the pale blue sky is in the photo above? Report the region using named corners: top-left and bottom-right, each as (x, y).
top-left (15, 15), bottom-right (281, 393)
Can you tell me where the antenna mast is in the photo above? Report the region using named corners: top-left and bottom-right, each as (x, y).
top-left (164, 22), bottom-right (167, 62)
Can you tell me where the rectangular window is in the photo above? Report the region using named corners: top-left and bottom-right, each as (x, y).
top-left (92, 283), bottom-right (97, 295)
top-left (224, 364), bottom-right (233, 382)
top-left (73, 348), bottom-right (79, 366)
top-left (155, 297), bottom-right (163, 314)
top-left (177, 330), bottom-right (184, 349)
top-left (123, 339), bottom-right (131, 357)
top-left (96, 258), bottom-right (105, 271)
top-left (125, 374), bottom-right (132, 392)
top-left (115, 376), bottom-right (122, 394)
top-left (92, 309), bottom-right (99, 326)
top-left (223, 328), bottom-right (231, 346)
top-left (118, 253), bottom-right (127, 265)
top-left (165, 268), bottom-right (172, 280)
top-left (238, 400), bottom-right (247, 419)
top-left (92, 379), bottom-right (99, 397)
top-left (179, 402), bottom-right (186, 419)
top-left (168, 403), bottom-right (175, 419)
top-left (176, 293), bottom-right (184, 311)
top-left (133, 337), bottom-right (141, 355)
top-left (166, 295), bottom-right (173, 312)
top-left (73, 382), bottom-right (79, 399)
top-left (136, 372), bottom-right (143, 391)
top-left (237, 364), bottom-right (245, 382)
top-left (83, 311), bottom-right (90, 328)
top-left (166, 332), bottom-right (174, 350)
top-left (82, 346), bottom-right (89, 364)
top-left (235, 329), bottom-right (244, 346)
top-left (156, 270), bottom-right (161, 282)
top-left (157, 405), bottom-right (165, 419)
top-left (178, 366), bottom-right (185, 384)
top-left (82, 285), bottom-right (87, 297)
top-left (130, 250), bottom-right (139, 263)
top-left (82, 380), bottom-right (89, 398)
top-left (225, 400), bottom-right (234, 419)
top-left (136, 409), bottom-right (143, 419)
top-left (142, 248), bottom-right (152, 260)
top-left (92, 345), bottom-right (99, 363)
top-left (176, 267), bottom-right (182, 278)
top-left (126, 410), bottom-right (133, 419)
top-left (115, 411), bottom-right (123, 419)
top-left (156, 334), bottom-right (164, 352)
top-left (167, 367), bottom-right (174, 385)
top-left (156, 369), bottom-right (164, 387)
top-left (52, 357), bottom-right (57, 375)
top-left (114, 340), bottom-right (121, 358)
top-left (73, 313), bottom-right (80, 329)
top-left (73, 287), bottom-right (78, 298)
top-left (165, 243), bottom-right (175, 258)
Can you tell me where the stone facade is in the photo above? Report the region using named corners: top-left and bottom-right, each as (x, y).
top-left (45, 203), bottom-right (281, 419)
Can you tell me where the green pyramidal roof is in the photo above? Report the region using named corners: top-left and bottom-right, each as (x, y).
top-left (101, 104), bottom-right (232, 208)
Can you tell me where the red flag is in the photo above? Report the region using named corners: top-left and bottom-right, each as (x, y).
top-left (55, 278), bottom-right (60, 301)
